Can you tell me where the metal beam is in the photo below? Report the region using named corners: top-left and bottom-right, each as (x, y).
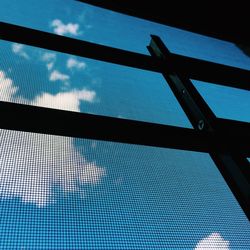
top-left (170, 54), bottom-right (250, 91)
top-left (214, 118), bottom-right (250, 157)
top-left (148, 36), bottom-right (217, 131)
top-left (0, 101), bottom-right (212, 153)
top-left (0, 101), bottom-right (249, 155)
top-left (148, 35), bottom-right (250, 220)
top-left (1, 22), bottom-right (250, 91)
top-left (0, 20), bottom-right (249, 217)
top-left (216, 118), bottom-right (250, 140)
top-left (0, 22), bottom-right (159, 73)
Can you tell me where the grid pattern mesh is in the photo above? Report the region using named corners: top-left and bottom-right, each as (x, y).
top-left (192, 79), bottom-right (250, 123)
top-left (0, 1), bottom-right (249, 248)
top-left (0, 40), bottom-right (191, 128)
top-left (0, 129), bottom-right (249, 249)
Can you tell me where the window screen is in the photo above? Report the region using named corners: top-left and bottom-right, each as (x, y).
top-left (0, 129), bottom-right (249, 249)
top-left (0, 40), bottom-right (191, 128)
top-left (1, 0), bottom-right (249, 249)
top-left (192, 80), bottom-right (250, 122)
top-left (1, 0), bottom-right (250, 70)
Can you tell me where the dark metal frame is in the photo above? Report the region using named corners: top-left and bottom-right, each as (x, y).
top-left (148, 35), bottom-right (250, 220)
top-left (1, 22), bottom-right (250, 91)
top-left (0, 20), bottom-right (249, 219)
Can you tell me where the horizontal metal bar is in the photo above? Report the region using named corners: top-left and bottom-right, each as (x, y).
top-left (0, 101), bottom-right (211, 152)
top-left (0, 101), bottom-right (249, 156)
top-left (170, 54), bottom-right (250, 91)
top-left (1, 22), bottom-right (250, 91)
top-left (214, 119), bottom-right (250, 157)
top-left (216, 118), bottom-right (250, 139)
top-left (0, 22), bottom-right (159, 72)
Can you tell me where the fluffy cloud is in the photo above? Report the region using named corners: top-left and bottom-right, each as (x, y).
top-left (42, 52), bottom-right (56, 62)
top-left (47, 62), bottom-right (54, 71)
top-left (0, 71), bottom-right (103, 207)
top-left (67, 58), bottom-right (86, 70)
top-left (0, 129), bottom-right (105, 207)
top-left (41, 52), bottom-right (56, 70)
top-left (51, 19), bottom-right (80, 36)
top-left (0, 70), bottom-right (96, 110)
top-left (49, 70), bottom-right (70, 82)
top-left (0, 70), bottom-right (18, 102)
top-left (33, 89), bottom-right (96, 112)
top-left (12, 43), bottom-right (29, 59)
top-left (195, 233), bottom-right (230, 250)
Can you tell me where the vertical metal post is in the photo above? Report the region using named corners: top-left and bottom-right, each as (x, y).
top-left (148, 35), bottom-right (250, 220)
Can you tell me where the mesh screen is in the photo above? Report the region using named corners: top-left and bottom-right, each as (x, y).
top-left (0, 1), bottom-right (249, 248)
top-left (0, 40), bottom-right (191, 128)
top-left (192, 80), bottom-right (250, 123)
top-left (1, 0), bottom-right (250, 70)
top-left (0, 129), bottom-right (249, 249)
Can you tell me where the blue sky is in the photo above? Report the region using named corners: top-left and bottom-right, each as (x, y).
top-left (1, 0), bottom-right (249, 123)
top-left (0, 0), bottom-right (250, 249)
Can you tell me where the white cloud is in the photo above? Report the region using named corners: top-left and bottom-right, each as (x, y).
top-left (0, 130), bottom-right (105, 207)
top-left (49, 70), bottom-right (70, 82)
top-left (77, 89), bottom-right (96, 103)
top-left (42, 52), bottom-right (56, 62)
top-left (33, 89), bottom-right (96, 112)
top-left (0, 70), bottom-right (18, 102)
top-left (0, 71), bottom-right (103, 207)
top-left (67, 58), bottom-right (86, 70)
top-left (0, 69), bottom-right (96, 111)
top-left (47, 62), bottom-right (54, 71)
top-left (41, 52), bottom-right (56, 70)
top-left (195, 233), bottom-right (230, 250)
top-left (12, 43), bottom-right (29, 59)
top-left (51, 19), bottom-right (80, 36)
